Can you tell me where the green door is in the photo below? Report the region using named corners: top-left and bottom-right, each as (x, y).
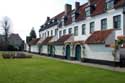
top-left (50, 45), bottom-right (53, 56)
top-left (66, 45), bottom-right (70, 59)
top-left (75, 45), bottom-right (81, 60)
top-left (48, 45), bottom-right (53, 56)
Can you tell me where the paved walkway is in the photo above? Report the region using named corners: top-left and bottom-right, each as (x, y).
top-left (26, 52), bottom-right (125, 72)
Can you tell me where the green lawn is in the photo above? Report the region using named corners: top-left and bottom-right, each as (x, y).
top-left (0, 52), bottom-right (125, 83)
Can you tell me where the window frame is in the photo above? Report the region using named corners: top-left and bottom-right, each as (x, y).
top-left (105, 0), bottom-right (114, 10)
top-left (63, 29), bottom-right (66, 35)
top-left (113, 15), bottom-right (121, 30)
top-left (51, 30), bottom-right (53, 36)
top-left (90, 22), bottom-right (95, 33)
top-left (68, 28), bottom-right (72, 34)
top-left (74, 26), bottom-right (78, 36)
top-left (82, 24), bottom-right (86, 35)
top-left (59, 30), bottom-right (62, 37)
top-left (101, 18), bottom-right (107, 30)
top-left (85, 7), bottom-right (91, 17)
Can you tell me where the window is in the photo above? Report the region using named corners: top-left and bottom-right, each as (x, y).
top-left (74, 26), bottom-right (78, 36)
top-left (85, 7), bottom-right (91, 17)
top-left (63, 29), bottom-right (66, 35)
top-left (68, 28), bottom-right (72, 34)
top-left (72, 13), bottom-right (75, 22)
top-left (59, 31), bottom-right (62, 37)
top-left (90, 22), bottom-right (95, 33)
top-left (55, 29), bottom-right (58, 36)
top-left (113, 15), bottom-right (121, 29)
top-left (82, 24), bottom-right (86, 35)
top-left (47, 31), bottom-right (49, 36)
top-left (106, 0), bottom-right (114, 10)
top-left (45, 32), bottom-right (46, 38)
top-left (101, 18), bottom-right (107, 30)
top-left (51, 30), bottom-right (53, 36)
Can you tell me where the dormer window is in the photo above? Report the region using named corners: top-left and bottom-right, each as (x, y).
top-left (85, 7), bottom-right (91, 17)
top-left (61, 16), bottom-right (68, 26)
top-left (52, 19), bottom-right (55, 22)
top-left (106, 0), bottom-right (115, 10)
top-left (57, 20), bottom-right (62, 27)
top-left (72, 10), bottom-right (80, 22)
top-left (48, 22), bottom-right (50, 25)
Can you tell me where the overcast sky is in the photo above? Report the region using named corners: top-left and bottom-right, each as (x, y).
top-left (0, 0), bottom-right (87, 41)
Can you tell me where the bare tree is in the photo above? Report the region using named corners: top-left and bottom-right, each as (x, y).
top-left (1, 16), bottom-right (12, 44)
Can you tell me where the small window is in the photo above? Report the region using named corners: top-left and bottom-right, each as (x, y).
top-left (85, 7), bottom-right (91, 17)
top-left (101, 18), bottom-right (107, 30)
top-left (59, 31), bottom-right (62, 37)
top-left (51, 30), bottom-right (53, 36)
top-left (45, 32), bottom-right (46, 38)
top-left (82, 24), bottom-right (86, 35)
top-left (90, 22), bottom-right (95, 33)
top-left (74, 26), bottom-right (78, 36)
top-left (68, 28), bottom-right (72, 34)
top-left (113, 15), bottom-right (121, 29)
top-left (47, 31), bottom-right (49, 36)
top-left (55, 29), bottom-right (58, 36)
top-left (63, 29), bottom-right (66, 35)
top-left (106, 0), bottom-right (114, 10)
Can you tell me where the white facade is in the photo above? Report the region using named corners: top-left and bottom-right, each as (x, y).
top-left (27, 1), bottom-right (125, 66)
top-left (85, 44), bottom-right (114, 61)
top-left (30, 45), bottom-right (39, 53)
top-left (40, 8), bottom-right (124, 42)
top-left (41, 45), bottom-right (48, 54)
top-left (55, 45), bottom-right (64, 56)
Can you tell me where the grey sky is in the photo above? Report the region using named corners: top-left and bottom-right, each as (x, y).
top-left (0, 0), bottom-right (87, 40)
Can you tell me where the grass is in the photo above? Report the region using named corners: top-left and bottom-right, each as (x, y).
top-left (0, 52), bottom-right (125, 83)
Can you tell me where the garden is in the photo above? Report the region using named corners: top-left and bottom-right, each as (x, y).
top-left (0, 52), bottom-right (125, 83)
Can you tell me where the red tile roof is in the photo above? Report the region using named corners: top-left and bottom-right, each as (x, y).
top-left (91, 0), bottom-right (105, 16)
top-left (53, 34), bottom-right (72, 45)
top-left (85, 29), bottom-right (114, 44)
top-left (37, 38), bottom-right (45, 45)
top-left (53, 11), bottom-right (65, 20)
top-left (41, 36), bottom-right (53, 45)
top-left (75, 3), bottom-right (88, 22)
top-left (65, 40), bottom-right (85, 45)
top-left (115, 0), bottom-right (125, 8)
top-left (29, 38), bottom-right (40, 45)
top-left (40, 0), bottom-right (125, 31)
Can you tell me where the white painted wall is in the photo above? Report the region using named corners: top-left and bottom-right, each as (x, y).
top-left (40, 8), bottom-right (124, 42)
top-left (55, 45), bottom-right (64, 56)
top-left (40, 25), bottom-right (58, 39)
top-left (84, 44), bottom-right (115, 61)
top-left (42, 45), bottom-right (48, 54)
top-left (25, 44), bottom-right (29, 51)
top-left (30, 45), bottom-right (39, 53)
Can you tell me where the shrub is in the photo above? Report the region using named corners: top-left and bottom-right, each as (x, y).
top-left (2, 53), bottom-right (32, 59)
top-left (14, 53), bottom-right (32, 58)
top-left (2, 53), bottom-right (15, 59)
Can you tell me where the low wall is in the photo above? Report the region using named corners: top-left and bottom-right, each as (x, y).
top-left (41, 45), bottom-right (48, 54)
top-left (84, 44), bottom-right (114, 61)
top-left (55, 45), bottom-right (64, 56)
top-left (31, 45), bottom-right (39, 53)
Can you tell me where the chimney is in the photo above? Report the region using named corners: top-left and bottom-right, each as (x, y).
top-left (75, 2), bottom-right (80, 10)
top-left (65, 4), bottom-right (72, 15)
top-left (47, 16), bottom-right (50, 21)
